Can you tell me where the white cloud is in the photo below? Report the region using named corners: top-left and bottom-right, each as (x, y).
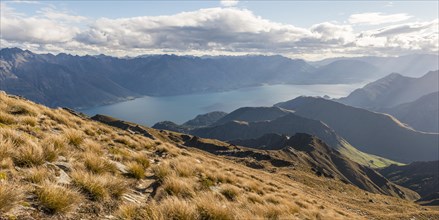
top-left (1, 3), bottom-right (437, 59)
top-left (220, 0), bottom-right (238, 7)
top-left (349, 12), bottom-right (411, 25)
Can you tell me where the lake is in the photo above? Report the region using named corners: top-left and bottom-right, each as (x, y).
top-left (81, 83), bottom-right (365, 126)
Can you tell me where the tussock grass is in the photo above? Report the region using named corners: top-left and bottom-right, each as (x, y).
top-left (64, 129), bottom-right (84, 147)
top-left (152, 162), bottom-right (172, 182)
top-left (13, 143), bottom-right (45, 167)
top-left (23, 166), bottom-right (53, 184)
top-left (157, 197), bottom-right (197, 220)
top-left (161, 176), bottom-right (194, 198)
top-left (72, 171), bottom-right (127, 201)
top-left (126, 161), bottom-right (146, 179)
top-left (0, 182), bottom-right (22, 212)
top-left (0, 112), bottom-right (15, 125)
top-left (195, 192), bottom-right (234, 220)
top-left (220, 184), bottom-right (240, 201)
top-left (36, 183), bottom-right (82, 213)
top-left (84, 153), bottom-right (117, 174)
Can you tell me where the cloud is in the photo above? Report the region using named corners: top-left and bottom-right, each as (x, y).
top-left (0, 3), bottom-right (79, 44)
top-left (349, 12), bottom-right (411, 25)
top-left (220, 0), bottom-right (238, 7)
top-left (1, 3), bottom-right (437, 59)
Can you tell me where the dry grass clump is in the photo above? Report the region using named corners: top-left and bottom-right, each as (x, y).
top-left (161, 176), bottom-right (194, 198)
top-left (19, 116), bottom-right (38, 126)
top-left (0, 112), bottom-right (15, 125)
top-left (152, 162), bottom-right (173, 182)
top-left (220, 184), bottom-right (240, 201)
top-left (170, 158), bottom-right (195, 177)
top-left (8, 103), bottom-right (37, 116)
top-left (156, 197), bottom-right (197, 220)
top-left (13, 143), bottom-right (45, 167)
top-left (0, 182), bottom-right (23, 212)
top-left (64, 129), bottom-right (84, 147)
top-left (35, 183), bottom-right (82, 213)
top-left (126, 161), bottom-right (146, 179)
top-left (71, 171), bottom-right (127, 201)
top-left (40, 135), bottom-right (67, 159)
top-left (84, 153), bottom-right (117, 174)
top-left (23, 166), bottom-right (53, 184)
top-left (132, 152), bottom-right (151, 169)
top-left (194, 192), bottom-right (234, 220)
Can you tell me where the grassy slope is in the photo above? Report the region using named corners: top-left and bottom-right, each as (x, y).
top-left (0, 91), bottom-right (437, 219)
top-left (337, 139), bottom-right (404, 168)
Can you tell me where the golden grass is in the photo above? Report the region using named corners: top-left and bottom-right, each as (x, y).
top-left (23, 166), bottom-right (53, 184)
top-left (0, 182), bottom-right (22, 212)
top-left (64, 129), bottom-right (84, 147)
top-left (160, 175), bottom-right (194, 198)
top-left (71, 171), bottom-right (128, 201)
top-left (35, 183), bottom-right (82, 213)
top-left (126, 161), bottom-right (146, 179)
top-left (84, 152), bottom-right (117, 174)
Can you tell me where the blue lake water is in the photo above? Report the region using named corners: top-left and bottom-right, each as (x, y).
top-left (81, 83), bottom-right (365, 126)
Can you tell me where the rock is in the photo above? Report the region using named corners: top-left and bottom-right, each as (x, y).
top-left (56, 169), bottom-right (71, 185)
top-left (54, 162), bottom-right (72, 172)
top-left (112, 161), bottom-right (128, 174)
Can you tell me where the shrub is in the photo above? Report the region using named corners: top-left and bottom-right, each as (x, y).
top-left (36, 183), bottom-right (82, 213)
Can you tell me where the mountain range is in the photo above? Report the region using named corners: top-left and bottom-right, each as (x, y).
top-left (275, 96), bottom-right (439, 163)
top-left (1, 48), bottom-right (438, 108)
top-left (337, 71), bottom-right (439, 133)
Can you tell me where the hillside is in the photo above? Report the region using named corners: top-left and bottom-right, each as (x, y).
top-left (383, 92), bottom-right (439, 133)
top-left (379, 161), bottom-right (439, 206)
top-left (187, 109), bottom-right (399, 168)
top-left (1, 91), bottom-right (437, 219)
top-left (337, 70), bottom-right (439, 110)
top-left (275, 96), bottom-right (439, 163)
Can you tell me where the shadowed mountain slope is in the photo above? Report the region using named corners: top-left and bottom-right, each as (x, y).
top-left (337, 70), bottom-right (439, 110)
top-left (275, 96), bottom-right (439, 163)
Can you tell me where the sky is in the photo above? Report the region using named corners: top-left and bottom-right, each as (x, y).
top-left (0, 0), bottom-right (438, 60)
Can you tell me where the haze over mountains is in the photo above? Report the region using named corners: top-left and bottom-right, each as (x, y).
top-left (1, 48), bottom-right (438, 109)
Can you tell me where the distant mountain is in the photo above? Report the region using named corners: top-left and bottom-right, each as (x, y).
top-left (379, 161), bottom-right (439, 205)
top-left (275, 96), bottom-right (439, 163)
top-left (182, 111), bottom-right (227, 128)
top-left (304, 60), bottom-right (381, 84)
top-left (312, 54), bottom-right (439, 78)
top-left (212, 106), bottom-right (291, 126)
top-left (2, 48), bottom-right (438, 109)
top-left (337, 71), bottom-right (439, 110)
top-left (383, 92), bottom-right (439, 133)
top-left (0, 48), bottom-right (314, 108)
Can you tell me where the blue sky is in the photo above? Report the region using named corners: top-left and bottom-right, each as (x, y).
top-left (1, 0), bottom-right (438, 59)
